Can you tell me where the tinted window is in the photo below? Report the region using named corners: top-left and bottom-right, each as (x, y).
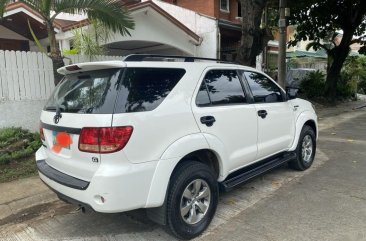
top-left (115, 68), bottom-right (186, 113)
top-left (244, 71), bottom-right (284, 103)
top-left (196, 81), bottom-right (211, 107)
top-left (45, 69), bottom-right (121, 114)
top-left (202, 70), bottom-right (246, 106)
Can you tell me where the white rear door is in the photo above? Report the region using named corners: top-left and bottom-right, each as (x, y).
top-left (192, 68), bottom-right (258, 173)
top-left (40, 68), bottom-right (122, 181)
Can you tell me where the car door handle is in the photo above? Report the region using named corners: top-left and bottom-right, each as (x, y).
top-left (200, 116), bottom-right (216, 127)
top-left (257, 110), bottom-right (268, 119)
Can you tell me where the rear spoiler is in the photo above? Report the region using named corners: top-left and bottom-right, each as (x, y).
top-left (57, 61), bottom-right (127, 75)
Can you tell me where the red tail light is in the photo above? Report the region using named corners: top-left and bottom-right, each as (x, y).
top-left (40, 124), bottom-right (45, 141)
top-left (79, 126), bottom-right (133, 153)
top-left (79, 128), bottom-right (100, 153)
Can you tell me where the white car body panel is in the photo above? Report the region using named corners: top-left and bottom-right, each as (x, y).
top-left (191, 66), bottom-right (258, 175)
top-left (254, 101), bottom-right (295, 159)
top-left (288, 100), bottom-right (318, 151)
top-left (40, 111), bottom-right (113, 181)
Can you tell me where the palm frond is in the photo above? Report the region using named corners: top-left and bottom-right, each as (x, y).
top-left (52, 0), bottom-right (134, 36)
top-left (28, 19), bottom-right (48, 54)
top-left (0, 0), bottom-right (13, 19)
top-left (20, 0), bottom-right (44, 16)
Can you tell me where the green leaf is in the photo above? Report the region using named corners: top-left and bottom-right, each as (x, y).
top-left (0, 0), bottom-right (12, 19)
top-left (52, 0), bottom-right (134, 36)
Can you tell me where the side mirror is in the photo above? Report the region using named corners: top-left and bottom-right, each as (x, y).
top-left (286, 87), bottom-right (299, 100)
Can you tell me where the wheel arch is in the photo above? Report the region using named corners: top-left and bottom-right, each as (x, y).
top-left (145, 134), bottom-right (224, 209)
top-left (304, 119), bottom-right (317, 138)
top-left (289, 111), bottom-right (318, 151)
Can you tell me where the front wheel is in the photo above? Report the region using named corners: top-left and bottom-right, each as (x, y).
top-left (289, 125), bottom-right (316, 171)
top-left (166, 161), bottom-right (218, 240)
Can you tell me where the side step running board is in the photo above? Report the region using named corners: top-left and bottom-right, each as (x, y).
top-left (220, 152), bottom-right (296, 192)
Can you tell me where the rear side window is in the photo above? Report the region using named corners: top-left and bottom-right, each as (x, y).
top-left (196, 69), bottom-right (246, 107)
top-left (45, 69), bottom-right (121, 114)
top-left (115, 68), bottom-right (186, 113)
top-left (243, 71), bottom-right (284, 103)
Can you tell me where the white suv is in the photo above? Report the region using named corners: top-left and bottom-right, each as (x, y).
top-left (36, 55), bottom-right (317, 240)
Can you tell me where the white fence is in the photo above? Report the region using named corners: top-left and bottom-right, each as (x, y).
top-left (0, 50), bottom-right (53, 101)
top-left (0, 50), bottom-right (122, 101)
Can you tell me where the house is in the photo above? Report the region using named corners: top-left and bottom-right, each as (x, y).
top-left (159, 0), bottom-right (243, 60)
top-left (0, 0), bottom-right (243, 61)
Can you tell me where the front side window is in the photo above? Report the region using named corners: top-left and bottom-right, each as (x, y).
top-left (220, 0), bottom-right (230, 11)
top-left (196, 69), bottom-right (246, 107)
top-left (243, 71), bottom-right (284, 103)
top-left (115, 68), bottom-right (186, 113)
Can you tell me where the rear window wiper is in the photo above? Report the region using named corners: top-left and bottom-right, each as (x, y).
top-left (45, 106), bottom-right (65, 112)
top-left (55, 105), bottom-right (63, 117)
top-left (45, 106), bottom-right (56, 111)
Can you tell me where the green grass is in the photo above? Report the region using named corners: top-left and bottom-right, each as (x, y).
top-left (0, 127), bottom-right (41, 183)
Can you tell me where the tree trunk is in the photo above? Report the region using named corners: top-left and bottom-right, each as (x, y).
top-left (47, 21), bottom-right (65, 86)
top-left (324, 30), bottom-right (354, 101)
top-left (236, 0), bottom-right (268, 67)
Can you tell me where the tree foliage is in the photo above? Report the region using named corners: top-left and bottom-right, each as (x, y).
top-left (289, 0), bottom-right (366, 100)
top-left (66, 20), bottom-right (112, 60)
top-left (0, 0), bottom-right (134, 85)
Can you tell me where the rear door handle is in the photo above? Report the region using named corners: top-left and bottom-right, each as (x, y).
top-left (200, 116), bottom-right (216, 127)
top-left (257, 110), bottom-right (268, 119)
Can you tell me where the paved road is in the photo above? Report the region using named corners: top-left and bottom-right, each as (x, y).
top-left (1, 108), bottom-right (365, 241)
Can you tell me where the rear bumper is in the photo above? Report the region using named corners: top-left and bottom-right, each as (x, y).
top-left (37, 160), bottom-right (89, 190)
top-left (42, 180), bottom-right (94, 211)
top-left (36, 150), bottom-right (158, 213)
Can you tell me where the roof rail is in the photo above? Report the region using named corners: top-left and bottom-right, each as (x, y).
top-left (123, 54), bottom-right (234, 64)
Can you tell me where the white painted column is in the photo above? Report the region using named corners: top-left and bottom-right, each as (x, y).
top-left (61, 39), bottom-right (70, 51)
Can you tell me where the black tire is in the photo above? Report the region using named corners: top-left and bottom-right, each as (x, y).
top-left (289, 125), bottom-right (316, 171)
top-left (166, 161), bottom-right (218, 240)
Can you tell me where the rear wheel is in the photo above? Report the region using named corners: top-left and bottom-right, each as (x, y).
top-left (166, 161), bottom-right (218, 240)
top-left (289, 125), bottom-right (316, 171)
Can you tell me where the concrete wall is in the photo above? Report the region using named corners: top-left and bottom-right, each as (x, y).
top-left (0, 100), bottom-right (46, 132)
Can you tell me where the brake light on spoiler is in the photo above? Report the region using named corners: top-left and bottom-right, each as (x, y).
top-left (65, 65), bottom-right (82, 71)
top-left (79, 126), bottom-right (133, 153)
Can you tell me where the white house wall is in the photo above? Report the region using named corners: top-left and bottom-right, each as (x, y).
top-left (29, 38), bottom-right (49, 52)
top-left (104, 9), bottom-right (197, 56)
top-left (54, 2), bottom-right (219, 58)
top-left (149, 0), bottom-right (218, 58)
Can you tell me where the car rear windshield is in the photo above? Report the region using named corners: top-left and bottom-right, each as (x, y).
top-left (45, 69), bottom-right (122, 114)
top-left (44, 67), bottom-right (186, 114)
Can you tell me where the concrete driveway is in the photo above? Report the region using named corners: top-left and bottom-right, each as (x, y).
top-left (1, 107), bottom-right (365, 241)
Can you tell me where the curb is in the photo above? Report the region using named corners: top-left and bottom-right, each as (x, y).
top-left (0, 185), bottom-right (58, 221)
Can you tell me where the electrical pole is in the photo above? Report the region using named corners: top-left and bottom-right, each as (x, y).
top-left (278, 0), bottom-right (288, 88)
